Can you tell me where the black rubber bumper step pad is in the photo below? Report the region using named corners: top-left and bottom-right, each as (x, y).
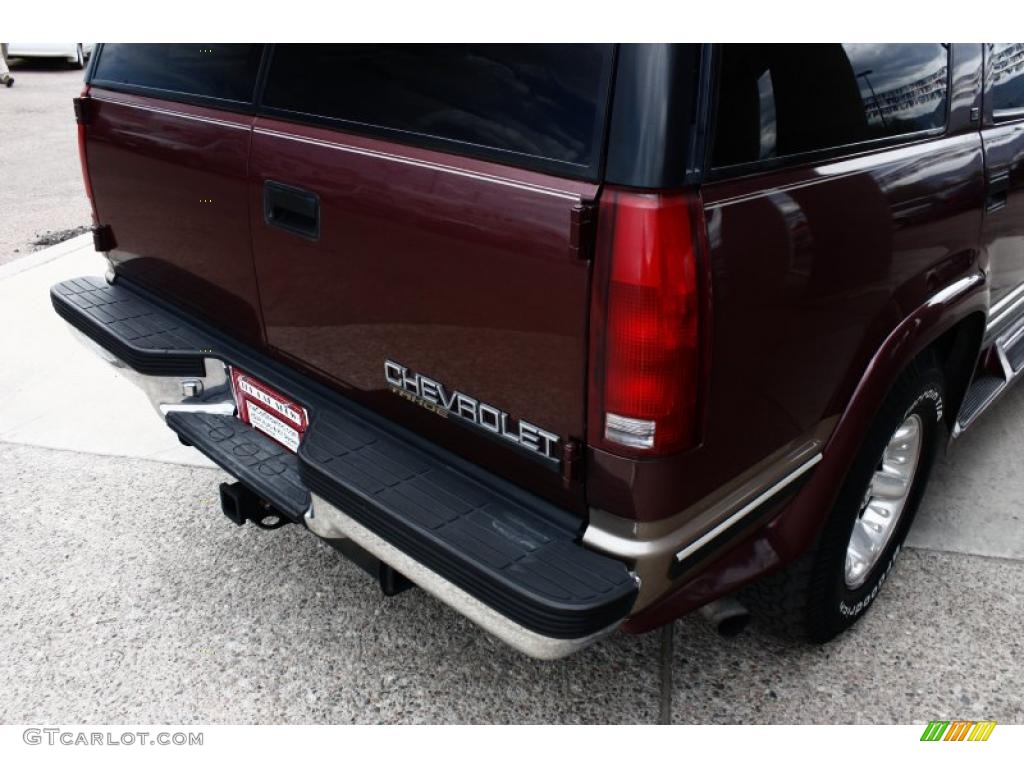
top-left (51, 276), bottom-right (208, 376)
top-left (51, 276), bottom-right (639, 639)
top-left (299, 411), bottom-right (638, 639)
top-left (166, 411), bottom-right (310, 522)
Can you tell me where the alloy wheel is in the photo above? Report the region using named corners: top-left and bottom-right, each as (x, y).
top-left (844, 413), bottom-right (923, 589)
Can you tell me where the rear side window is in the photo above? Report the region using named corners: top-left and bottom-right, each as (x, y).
top-left (260, 44), bottom-right (614, 178)
top-left (92, 44), bottom-right (263, 104)
top-left (990, 43), bottom-right (1024, 117)
top-left (712, 44), bottom-right (949, 168)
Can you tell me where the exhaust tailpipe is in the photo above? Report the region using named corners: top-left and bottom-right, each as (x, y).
top-left (699, 598), bottom-right (750, 637)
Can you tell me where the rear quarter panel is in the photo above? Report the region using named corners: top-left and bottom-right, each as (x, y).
top-left (588, 137), bottom-right (986, 524)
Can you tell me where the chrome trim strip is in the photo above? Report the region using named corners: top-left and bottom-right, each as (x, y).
top-left (674, 453), bottom-right (823, 563)
top-left (97, 96), bottom-right (251, 131)
top-left (1004, 315), bottom-right (1024, 349)
top-left (990, 281), bottom-right (1024, 315)
top-left (305, 495), bottom-right (622, 660)
top-left (926, 273), bottom-right (983, 308)
top-left (159, 403), bottom-right (237, 417)
top-left (991, 280), bottom-right (1024, 312)
top-left (253, 127), bottom-right (582, 201)
top-left (989, 284), bottom-right (1024, 331)
top-left (1000, 321), bottom-right (1024, 373)
top-left (711, 134), bottom-right (971, 208)
top-left (994, 106), bottom-right (1024, 123)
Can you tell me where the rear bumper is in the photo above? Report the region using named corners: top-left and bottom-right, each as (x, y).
top-left (6, 44), bottom-right (81, 59)
top-left (51, 275), bottom-right (638, 659)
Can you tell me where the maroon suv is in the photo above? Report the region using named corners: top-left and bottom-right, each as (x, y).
top-left (52, 44), bottom-right (1024, 658)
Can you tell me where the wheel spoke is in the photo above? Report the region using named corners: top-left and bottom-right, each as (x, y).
top-left (844, 413), bottom-right (924, 589)
top-left (860, 501), bottom-right (891, 529)
top-left (845, 549), bottom-right (868, 584)
top-left (870, 468), bottom-right (909, 499)
top-left (854, 518), bottom-right (882, 552)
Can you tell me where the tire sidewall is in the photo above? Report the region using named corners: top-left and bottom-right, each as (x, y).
top-left (809, 364), bottom-right (945, 641)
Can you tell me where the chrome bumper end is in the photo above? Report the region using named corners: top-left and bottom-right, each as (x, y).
top-left (305, 494), bottom-right (623, 660)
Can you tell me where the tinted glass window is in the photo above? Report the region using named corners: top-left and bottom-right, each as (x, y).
top-left (713, 44), bottom-right (949, 167)
top-left (261, 44), bottom-right (614, 174)
top-left (990, 43), bottom-right (1024, 115)
top-left (93, 44), bottom-right (263, 103)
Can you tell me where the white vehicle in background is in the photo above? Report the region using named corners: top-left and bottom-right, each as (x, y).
top-left (4, 43), bottom-right (94, 69)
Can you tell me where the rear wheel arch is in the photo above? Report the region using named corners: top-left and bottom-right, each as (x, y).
top-left (766, 276), bottom-right (987, 563)
top-left (746, 313), bottom-right (986, 641)
top-left (616, 298), bottom-right (987, 633)
top-left (748, 353), bottom-right (947, 640)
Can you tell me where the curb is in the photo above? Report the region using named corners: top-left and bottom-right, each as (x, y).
top-left (0, 233), bottom-right (94, 280)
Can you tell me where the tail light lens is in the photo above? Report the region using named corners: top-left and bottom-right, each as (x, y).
top-left (588, 188), bottom-right (707, 457)
top-left (75, 87), bottom-right (97, 222)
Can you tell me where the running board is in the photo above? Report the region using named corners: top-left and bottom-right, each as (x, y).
top-left (956, 321), bottom-right (1024, 434)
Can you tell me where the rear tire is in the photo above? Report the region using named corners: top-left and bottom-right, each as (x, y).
top-left (746, 353), bottom-right (945, 642)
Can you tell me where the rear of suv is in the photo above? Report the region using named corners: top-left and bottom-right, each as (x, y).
top-left (53, 44), bottom-right (1024, 657)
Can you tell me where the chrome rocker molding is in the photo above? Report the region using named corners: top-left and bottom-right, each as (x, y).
top-left (581, 432), bottom-right (829, 610)
top-left (304, 494), bottom-right (623, 660)
top-left (675, 454), bottom-right (819, 569)
top-left (674, 454), bottom-right (823, 565)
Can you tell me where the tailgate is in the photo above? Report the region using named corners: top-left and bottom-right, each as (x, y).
top-left (249, 123), bottom-right (598, 511)
top-left (247, 45), bottom-right (612, 513)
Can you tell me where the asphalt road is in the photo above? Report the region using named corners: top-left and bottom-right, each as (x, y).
top-left (0, 58), bottom-right (93, 265)
top-left (0, 66), bottom-right (1021, 725)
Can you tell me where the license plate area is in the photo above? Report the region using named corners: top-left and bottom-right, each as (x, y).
top-left (228, 367), bottom-right (308, 452)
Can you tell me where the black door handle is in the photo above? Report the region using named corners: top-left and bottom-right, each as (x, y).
top-left (986, 171), bottom-right (1010, 214)
top-left (263, 180), bottom-right (320, 239)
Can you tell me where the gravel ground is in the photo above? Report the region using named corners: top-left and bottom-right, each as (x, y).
top-left (0, 59), bottom-right (93, 265)
top-left (1, 441), bottom-right (1020, 725)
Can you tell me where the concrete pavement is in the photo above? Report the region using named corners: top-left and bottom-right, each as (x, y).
top-left (0, 236), bottom-right (212, 466)
top-left (0, 239), bottom-right (1022, 723)
top-left (0, 61), bottom-right (93, 265)
top-left (1, 439), bottom-right (1020, 724)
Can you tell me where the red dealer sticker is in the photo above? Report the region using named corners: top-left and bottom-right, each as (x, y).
top-left (228, 367), bottom-right (309, 453)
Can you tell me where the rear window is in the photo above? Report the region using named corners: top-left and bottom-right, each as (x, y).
top-left (92, 44), bottom-right (263, 104)
top-left (713, 44), bottom-right (950, 168)
top-left (990, 43), bottom-right (1024, 118)
top-left (260, 44), bottom-right (614, 178)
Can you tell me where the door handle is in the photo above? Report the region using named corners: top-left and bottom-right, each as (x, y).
top-left (986, 171), bottom-right (1010, 214)
top-left (263, 180), bottom-right (320, 239)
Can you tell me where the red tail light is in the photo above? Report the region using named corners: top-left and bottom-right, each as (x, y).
top-left (588, 188), bottom-right (708, 457)
top-left (75, 87), bottom-right (97, 222)
top-left (77, 123), bottom-right (94, 210)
